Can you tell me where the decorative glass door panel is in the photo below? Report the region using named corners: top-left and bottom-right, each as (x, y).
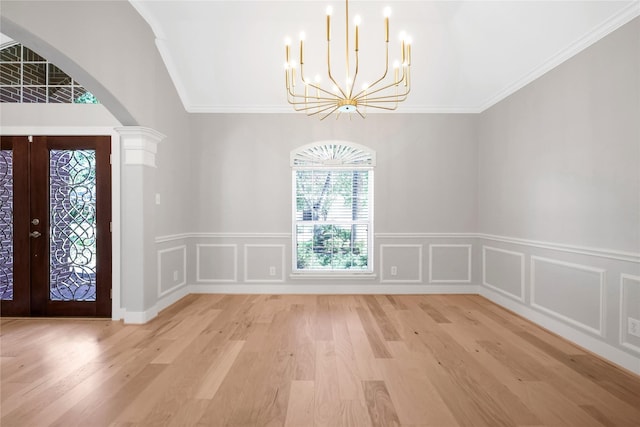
top-left (50, 150), bottom-right (97, 301)
top-left (0, 135), bottom-right (111, 317)
top-left (0, 149), bottom-right (14, 300)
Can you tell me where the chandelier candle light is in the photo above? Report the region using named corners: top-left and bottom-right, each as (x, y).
top-left (284, 0), bottom-right (412, 120)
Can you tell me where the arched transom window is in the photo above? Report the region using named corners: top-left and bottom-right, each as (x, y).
top-left (291, 142), bottom-right (375, 272)
top-left (0, 42), bottom-right (98, 104)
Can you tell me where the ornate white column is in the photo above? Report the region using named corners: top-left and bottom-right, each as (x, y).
top-left (115, 126), bottom-right (165, 323)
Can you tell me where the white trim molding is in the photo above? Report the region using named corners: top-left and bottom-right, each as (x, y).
top-left (530, 256), bottom-right (606, 337)
top-left (478, 233), bottom-right (640, 263)
top-left (155, 232), bottom-right (291, 244)
top-left (620, 274), bottom-right (640, 355)
top-left (115, 126), bottom-right (165, 167)
top-left (196, 243), bottom-right (238, 283)
top-left (428, 244), bottom-right (472, 283)
top-left (244, 244), bottom-right (286, 283)
top-left (482, 246), bottom-right (526, 303)
top-left (191, 283), bottom-right (477, 295)
top-left (157, 245), bottom-right (188, 298)
top-left (379, 244), bottom-right (423, 284)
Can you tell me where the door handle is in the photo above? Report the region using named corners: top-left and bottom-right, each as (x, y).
top-left (30, 231), bottom-right (42, 238)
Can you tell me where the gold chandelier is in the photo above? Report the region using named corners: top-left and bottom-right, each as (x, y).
top-left (284, 0), bottom-right (412, 120)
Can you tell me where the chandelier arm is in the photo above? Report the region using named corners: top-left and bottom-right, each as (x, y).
top-left (287, 87), bottom-right (334, 109)
top-left (290, 99), bottom-right (339, 109)
top-left (355, 108), bottom-right (366, 119)
top-left (359, 85), bottom-right (410, 102)
top-left (351, 41), bottom-right (389, 100)
top-left (306, 101), bottom-right (339, 116)
top-left (327, 40), bottom-right (348, 99)
top-left (304, 81), bottom-right (344, 100)
top-left (320, 105), bottom-right (341, 121)
top-left (353, 81), bottom-right (403, 101)
top-left (308, 103), bottom-right (341, 116)
top-left (356, 103), bottom-right (400, 111)
top-left (349, 49), bottom-right (359, 99)
top-left (353, 68), bottom-right (409, 101)
top-left (299, 103), bottom-right (338, 115)
top-left (287, 79), bottom-right (341, 103)
top-left (345, 0), bottom-right (350, 83)
top-left (359, 91), bottom-right (410, 106)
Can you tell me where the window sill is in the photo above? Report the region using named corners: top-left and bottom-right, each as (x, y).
top-left (289, 272), bottom-right (377, 280)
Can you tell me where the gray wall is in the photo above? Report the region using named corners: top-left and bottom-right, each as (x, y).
top-left (476, 18), bottom-right (640, 370)
top-left (478, 18), bottom-right (640, 253)
top-left (189, 113), bottom-right (478, 233)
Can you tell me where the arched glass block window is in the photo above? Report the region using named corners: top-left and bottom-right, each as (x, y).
top-left (291, 142), bottom-right (375, 272)
top-left (0, 42), bottom-right (98, 104)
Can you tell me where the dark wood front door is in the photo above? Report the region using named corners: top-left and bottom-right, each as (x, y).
top-left (1, 135), bottom-right (111, 317)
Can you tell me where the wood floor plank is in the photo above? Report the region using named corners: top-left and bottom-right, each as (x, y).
top-left (284, 380), bottom-right (315, 427)
top-left (356, 307), bottom-right (392, 359)
top-left (314, 340), bottom-right (341, 426)
top-left (194, 340), bottom-right (245, 399)
top-left (362, 295), bottom-right (402, 341)
top-left (379, 344), bottom-right (460, 427)
top-left (363, 380), bottom-right (401, 427)
top-left (2, 294), bottom-right (640, 427)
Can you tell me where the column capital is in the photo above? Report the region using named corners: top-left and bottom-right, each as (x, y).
top-left (115, 126), bottom-right (166, 168)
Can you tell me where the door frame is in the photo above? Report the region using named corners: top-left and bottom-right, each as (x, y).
top-left (1, 127), bottom-right (121, 320)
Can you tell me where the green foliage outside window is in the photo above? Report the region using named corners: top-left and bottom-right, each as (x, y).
top-left (296, 225), bottom-right (368, 270)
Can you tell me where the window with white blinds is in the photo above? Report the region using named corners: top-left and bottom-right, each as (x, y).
top-left (291, 142), bottom-right (375, 272)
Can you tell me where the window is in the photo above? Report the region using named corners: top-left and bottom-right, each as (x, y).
top-left (292, 142), bottom-right (375, 272)
top-left (0, 42), bottom-right (98, 104)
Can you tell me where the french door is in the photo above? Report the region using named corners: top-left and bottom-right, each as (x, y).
top-left (0, 135), bottom-right (111, 317)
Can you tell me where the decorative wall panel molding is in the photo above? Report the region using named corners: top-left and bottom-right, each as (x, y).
top-left (244, 244), bottom-right (286, 283)
top-left (379, 244), bottom-right (423, 283)
top-left (196, 244), bottom-right (238, 283)
top-left (429, 244), bottom-right (472, 283)
top-left (531, 256), bottom-right (605, 336)
top-left (482, 246), bottom-right (525, 302)
top-left (157, 245), bottom-right (187, 297)
top-left (620, 274), bottom-right (640, 355)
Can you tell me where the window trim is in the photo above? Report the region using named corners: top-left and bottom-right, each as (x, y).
top-left (291, 141), bottom-right (375, 275)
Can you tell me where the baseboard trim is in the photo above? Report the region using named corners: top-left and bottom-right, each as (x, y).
top-left (479, 285), bottom-right (640, 376)
top-left (122, 307), bottom-right (158, 324)
top-left (190, 283), bottom-right (479, 295)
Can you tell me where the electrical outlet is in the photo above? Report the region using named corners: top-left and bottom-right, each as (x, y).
top-left (173, 270), bottom-right (179, 281)
top-left (390, 266), bottom-right (398, 276)
top-left (269, 266), bottom-right (276, 276)
top-left (629, 317), bottom-right (640, 338)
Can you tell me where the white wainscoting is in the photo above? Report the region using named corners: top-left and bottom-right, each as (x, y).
top-left (196, 243), bottom-right (238, 283)
top-left (620, 274), bottom-right (640, 355)
top-left (379, 244), bottom-right (423, 283)
top-left (157, 245), bottom-right (187, 297)
top-left (531, 256), bottom-right (605, 337)
top-left (429, 244), bottom-right (472, 283)
top-left (482, 246), bottom-right (525, 302)
top-left (244, 244), bottom-right (286, 283)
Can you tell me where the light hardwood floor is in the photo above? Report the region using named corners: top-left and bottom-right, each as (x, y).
top-left (1, 294), bottom-right (640, 426)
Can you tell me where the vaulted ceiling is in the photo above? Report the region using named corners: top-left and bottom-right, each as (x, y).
top-left (128, 1), bottom-right (638, 114)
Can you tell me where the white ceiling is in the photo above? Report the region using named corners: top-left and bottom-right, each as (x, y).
top-left (25, 1), bottom-right (640, 114)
